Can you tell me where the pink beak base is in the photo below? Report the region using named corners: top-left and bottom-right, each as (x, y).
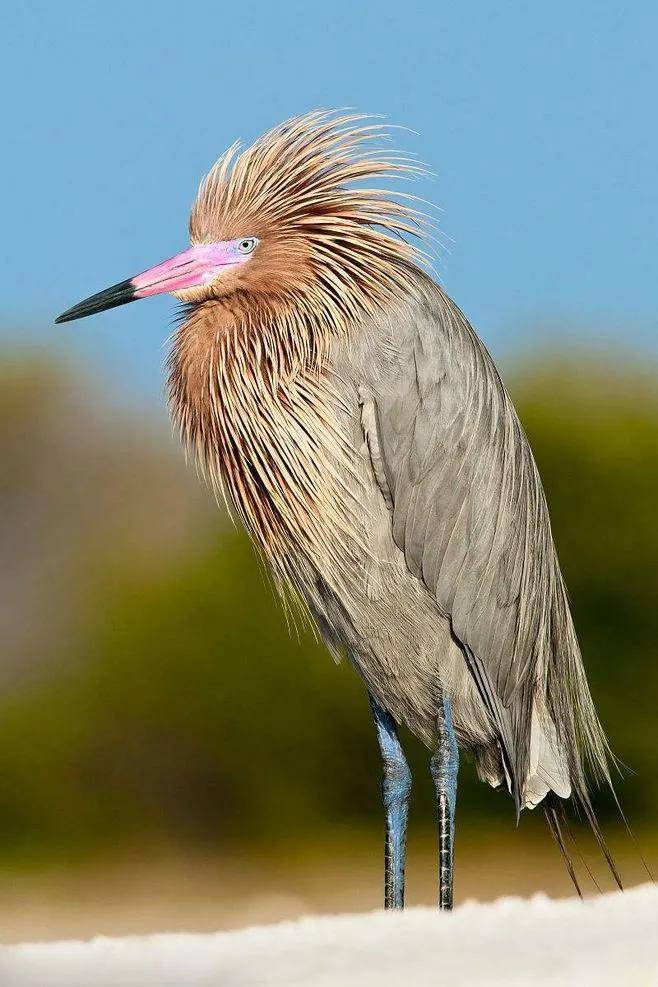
top-left (55, 242), bottom-right (245, 324)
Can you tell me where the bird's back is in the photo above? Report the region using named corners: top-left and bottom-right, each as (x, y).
top-left (316, 271), bottom-right (612, 814)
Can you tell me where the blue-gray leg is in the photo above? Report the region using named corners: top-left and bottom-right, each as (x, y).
top-left (430, 695), bottom-right (459, 910)
top-left (370, 696), bottom-right (412, 909)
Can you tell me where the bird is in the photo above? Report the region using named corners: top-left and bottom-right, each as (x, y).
top-left (56, 110), bottom-right (620, 910)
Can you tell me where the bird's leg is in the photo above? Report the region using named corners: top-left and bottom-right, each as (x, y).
top-left (430, 694), bottom-right (459, 910)
top-left (370, 696), bottom-right (412, 910)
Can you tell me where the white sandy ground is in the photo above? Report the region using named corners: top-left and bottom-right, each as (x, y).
top-left (0, 884), bottom-right (656, 987)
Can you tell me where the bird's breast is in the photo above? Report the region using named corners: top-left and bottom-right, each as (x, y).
top-left (168, 308), bottom-right (365, 595)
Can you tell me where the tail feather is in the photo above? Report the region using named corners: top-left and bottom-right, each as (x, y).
top-left (559, 803), bottom-right (603, 894)
top-left (540, 577), bottom-right (627, 889)
top-left (581, 797), bottom-right (624, 892)
top-left (544, 798), bottom-right (583, 898)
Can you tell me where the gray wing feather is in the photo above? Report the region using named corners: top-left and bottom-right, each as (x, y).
top-left (362, 285), bottom-right (567, 801)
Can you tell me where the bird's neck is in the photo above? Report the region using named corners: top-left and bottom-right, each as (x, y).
top-left (167, 299), bottom-right (360, 592)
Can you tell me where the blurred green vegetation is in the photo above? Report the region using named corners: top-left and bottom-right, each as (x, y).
top-left (0, 348), bottom-right (656, 863)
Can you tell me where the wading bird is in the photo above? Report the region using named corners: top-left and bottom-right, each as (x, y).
top-left (56, 111), bottom-right (619, 909)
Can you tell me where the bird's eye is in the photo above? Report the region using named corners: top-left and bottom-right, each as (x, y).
top-left (237, 237), bottom-right (258, 255)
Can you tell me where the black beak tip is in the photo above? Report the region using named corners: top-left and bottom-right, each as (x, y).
top-left (54, 279), bottom-right (136, 326)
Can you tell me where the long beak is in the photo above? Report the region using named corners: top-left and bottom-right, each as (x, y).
top-left (55, 242), bottom-right (238, 324)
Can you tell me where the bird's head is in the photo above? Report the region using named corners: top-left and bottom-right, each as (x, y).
top-left (56, 111), bottom-right (430, 338)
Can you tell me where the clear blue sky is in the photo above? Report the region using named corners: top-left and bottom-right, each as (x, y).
top-left (2, 1), bottom-right (656, 404)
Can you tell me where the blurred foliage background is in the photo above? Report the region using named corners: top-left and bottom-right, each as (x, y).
top-left (0, 340), bottom-right (656, 935)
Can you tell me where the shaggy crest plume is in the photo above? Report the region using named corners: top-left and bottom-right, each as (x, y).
top-left (189, 110), bottom-right (433, 345)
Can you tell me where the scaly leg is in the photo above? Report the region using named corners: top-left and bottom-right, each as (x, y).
top-left (430, 694), bottom-right (459, 910)
top-left (370, 696), bottom-right (412, 909)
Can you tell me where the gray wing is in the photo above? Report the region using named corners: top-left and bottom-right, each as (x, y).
top-left (360, 285), bottom-right (562, 805)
